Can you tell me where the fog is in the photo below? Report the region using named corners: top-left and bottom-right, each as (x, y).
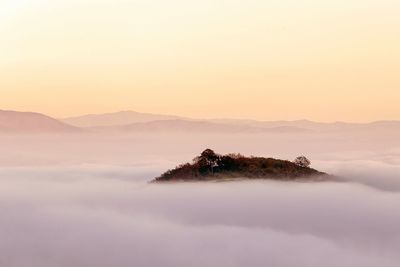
top-left (0, 132), bottom-right (399, 266)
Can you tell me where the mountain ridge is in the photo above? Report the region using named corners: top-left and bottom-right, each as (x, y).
top-left (87, 119), bottom-right (311, 134)
top-left (61, 110), bottom-right (187, 127)
top-left (61, 110), bottom-right (400, 131)
top-left (0, 110), bottom-right (81, 133)
top-left (2, 109), bottom-right (400, 134)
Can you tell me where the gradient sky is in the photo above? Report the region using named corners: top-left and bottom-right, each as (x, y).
top-left (1, 0), bottom-right (399, 121)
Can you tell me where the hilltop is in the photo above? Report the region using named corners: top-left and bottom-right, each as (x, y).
top-left (153, 149), bottom-right (329, 182)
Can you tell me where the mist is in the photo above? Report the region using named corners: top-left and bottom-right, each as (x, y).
top-left (1, 132), bottom-right (399, 266)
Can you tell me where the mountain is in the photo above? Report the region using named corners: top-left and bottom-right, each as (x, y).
top-left (209, 119), bottom-right (400, 132)
top-left (61, 110), bottom-right (400, 133)
top-left (0, 110), bottom-right (81, 133)
top-left (90, 119), bottom-right (311, 134)
top-left (61, 111), bottom-right (186, 127)
top-left (153, 149), bottom-right (330, 182)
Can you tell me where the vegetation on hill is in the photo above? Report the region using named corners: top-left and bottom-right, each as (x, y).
top-left (153, 149), bottom-right (328, 182)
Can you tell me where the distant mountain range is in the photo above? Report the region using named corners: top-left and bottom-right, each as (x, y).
top-left (1, 109), bottom-right (399, 134)
top-left (90, 119), bottom-right (310, 134)
top-left (61, 111), bottom-right (400, 133)
top-left (61, 111), bottom-right (185, 127)
top-left (207, 119), bottom-right (400, 132)
top-left (0, 110), bottom-right (80, 133)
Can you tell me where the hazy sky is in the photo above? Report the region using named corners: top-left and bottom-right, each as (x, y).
top-left (1, 0), bottom-right (399, 121)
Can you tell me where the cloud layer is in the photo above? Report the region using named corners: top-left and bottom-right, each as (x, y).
top-left (1, 165), bottom-right (399, 267)
top-left (0, 133), bottom-right (399, 266)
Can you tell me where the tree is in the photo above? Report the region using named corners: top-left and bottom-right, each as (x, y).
top-left (194, 149), bottom-right (220, 174)
top-left (294, 156), bottom-right (311, 168)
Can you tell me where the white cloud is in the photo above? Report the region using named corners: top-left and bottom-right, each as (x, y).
top-left (1, 133), bottom-right (400, 266)
top-left (0, 168), bottom-right (399, 267)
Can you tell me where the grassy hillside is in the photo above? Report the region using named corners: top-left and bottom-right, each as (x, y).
top-left (153, 149), bottom-right (328, 182)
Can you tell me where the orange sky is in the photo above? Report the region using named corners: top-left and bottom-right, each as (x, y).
top-left (1, 0), bottom-right (399, 121)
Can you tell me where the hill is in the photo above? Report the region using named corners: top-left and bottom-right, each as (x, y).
top-left (61, 110), bottom-right (400, 133)
top-left (210, 119), bottom-right (400, 132)
top-left (61, 110), bottom-right (185, 127)
top-left (93, 120), bottom-right (310, 134)
top-left (0, 110), bottom-right (81, 133)
top-left (153, 149), bottom-right (329, 182)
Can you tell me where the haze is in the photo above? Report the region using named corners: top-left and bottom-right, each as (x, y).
top-left (1, 0), bottom-right (400, 266)
top-left (1, 131), bottom-right (400, 266)
top-left (1, 0), bottom-right (400, 121)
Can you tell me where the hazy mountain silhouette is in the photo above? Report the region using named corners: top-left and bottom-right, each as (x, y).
top-left (0, 110), bottom-right (80, 133)
top-left (3, 109), bottom-right (400, 134)
top-left (89, 120), bottom-right (310, 134)
top-left (62, 110), bottom-right (400, 133)
top-left (61, 111), bottom-right (186, 127)
top-left (209, 119), bottom-right (400, 132)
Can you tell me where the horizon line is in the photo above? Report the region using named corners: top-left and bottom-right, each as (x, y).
top-left (1, 108), bottom-right (399, 125)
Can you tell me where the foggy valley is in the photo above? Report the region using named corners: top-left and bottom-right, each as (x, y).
top-left (1, 125), bottom-right (400, 266)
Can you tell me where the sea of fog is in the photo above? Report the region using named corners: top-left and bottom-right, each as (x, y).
top-left (1, 132), bottom-right (400, 267)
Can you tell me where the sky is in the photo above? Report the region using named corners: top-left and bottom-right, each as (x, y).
top-left (1, 0), bottom-right (399, 122)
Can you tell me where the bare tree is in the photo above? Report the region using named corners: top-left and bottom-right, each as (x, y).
top-left (294, 156), bottom-right (311, 168)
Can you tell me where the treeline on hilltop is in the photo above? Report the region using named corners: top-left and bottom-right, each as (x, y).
top-left (153, 149), bottom-right (327, 182)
